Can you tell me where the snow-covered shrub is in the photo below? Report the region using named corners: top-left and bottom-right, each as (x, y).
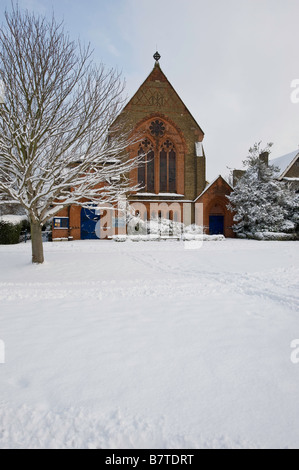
top-left (127, 215), bottom-right (184, 238)
top-left (115, 218), bottom-right (226, 242)
top-left (249, 232), bottom-right (298, 241)
top-left (127, 217), bottom-right (148, 236)
top-left (111, 235), bottom-right (127, 242)
top-left (184, 224), bottom-right (202, 234)
top-left (147, 217), bottom-right (183, 237)
top-left (129, 234), bottom-right (162, 242)
top-left (182, 233), bottom-right (225, 242)
top-left (182, 224), bottom-right (205, 239)
top-left (280, 219), bottom-right (296, 234)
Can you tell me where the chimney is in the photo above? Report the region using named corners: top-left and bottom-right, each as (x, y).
top-left (233, 169), bottom-right (246, 187)
top-left (259, 152), bottom-right (269, 166)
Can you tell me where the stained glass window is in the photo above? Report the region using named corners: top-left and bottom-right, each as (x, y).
top-left (169, 149), bottom-right (176, 193)
top-left (159, 141), bottom-right (176, 193)
top-left (138, 140), bottom-right (154, 192)
top-left (138, 146), bottom-right (146, 189)
top-left (147, 150), bottom-right (155, 193)
top-left (150, 120), bottom-right (165, 137)
top-left (137, 133), bottom-right (177, 194)
top-left (160, 148), bottom-right (167, 192)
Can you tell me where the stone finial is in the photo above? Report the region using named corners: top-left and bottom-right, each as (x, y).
top-left (153, 51), bottom-right (161, 63)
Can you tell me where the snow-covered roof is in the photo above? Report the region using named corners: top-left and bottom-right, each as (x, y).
top-left (270, 150), bottom-right (299, 178)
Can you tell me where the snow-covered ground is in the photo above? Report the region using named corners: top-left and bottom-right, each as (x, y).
top-left (0, 239), bottom-right (298, 449)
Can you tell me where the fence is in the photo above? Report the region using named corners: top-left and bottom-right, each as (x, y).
top-left (20, 230), bottom-right (52, 243)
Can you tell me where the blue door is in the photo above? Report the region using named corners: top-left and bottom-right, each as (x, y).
top-left (81, 208), bottom-right (101, 240)
top-left (209, 215), bottom-right (224, 235)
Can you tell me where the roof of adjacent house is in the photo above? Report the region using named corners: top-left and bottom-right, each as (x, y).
top-left (269, 149), bottom-right (299, 178)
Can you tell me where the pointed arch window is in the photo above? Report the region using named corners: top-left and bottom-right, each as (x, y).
top-left (160, 140), bottom-right (176, 193)
top-left (138, 138), bottom-right (155, 192)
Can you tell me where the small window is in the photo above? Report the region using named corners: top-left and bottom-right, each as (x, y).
top-left (53, 217), bottom-right (69, 229)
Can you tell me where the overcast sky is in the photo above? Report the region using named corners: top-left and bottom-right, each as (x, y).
top-left (1, 0), bottom-right (299, 180)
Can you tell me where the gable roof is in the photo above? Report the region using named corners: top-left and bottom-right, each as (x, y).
top-left (194, 175), bottom-right (233, 202)
top-left (270, 149), bottom-right (299, 178)
top-left (120, 61), bottom-right (204, 135)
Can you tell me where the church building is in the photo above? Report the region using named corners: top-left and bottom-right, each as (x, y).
top-left (52, 53), bottom-right (234, 240)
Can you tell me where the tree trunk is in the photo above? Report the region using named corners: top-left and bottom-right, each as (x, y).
top-left (31, 221), bottom-right (44, 264)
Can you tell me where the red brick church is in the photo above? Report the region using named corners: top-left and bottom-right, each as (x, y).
top-left (52, 53), bottom-right (234, 240)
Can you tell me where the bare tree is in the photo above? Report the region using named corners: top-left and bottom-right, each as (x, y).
top-left (0, 5), bottom-right (139, 263)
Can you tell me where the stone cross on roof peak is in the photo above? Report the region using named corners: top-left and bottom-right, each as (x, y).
top-left (153, 51), bottom-right (161, 64)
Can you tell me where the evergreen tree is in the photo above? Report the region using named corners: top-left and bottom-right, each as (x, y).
top-left (227, 142), bottom-right (295, 235)
top-left (280, 184), bottom-right (299, 233)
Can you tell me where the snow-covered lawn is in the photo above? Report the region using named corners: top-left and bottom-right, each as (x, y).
top-left (0, 239), bottom-right (298, 449)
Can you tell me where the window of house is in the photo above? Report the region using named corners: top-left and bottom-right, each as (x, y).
top-left (53, 217), bottom-right (69, 229)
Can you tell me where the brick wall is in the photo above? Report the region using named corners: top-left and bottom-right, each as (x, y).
top-left (285, 157), bottom-right (299, 178)
top-left (196, 177), bottom-right (235, 238)
top-left (114, 62), bottom-right (206, 200)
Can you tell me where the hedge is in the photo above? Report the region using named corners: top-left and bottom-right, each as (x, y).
top-left (0, 221), bottom-right (22, 244)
